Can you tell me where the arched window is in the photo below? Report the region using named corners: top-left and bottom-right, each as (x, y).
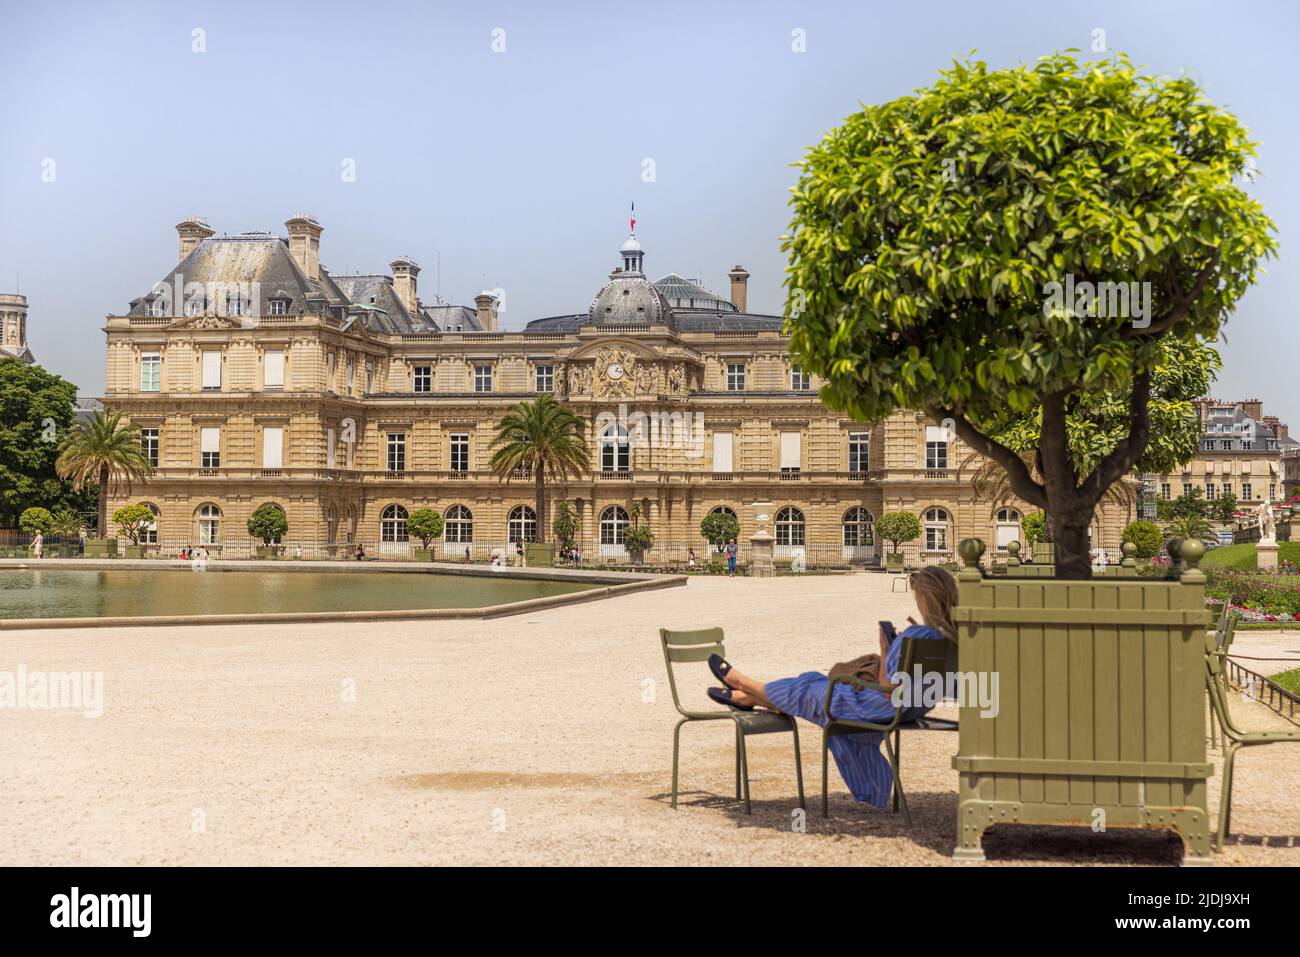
top-left (508, 505), bottom-right (537, 543)
top-left (924, 507), bottom-right (950, 552)
top-left (197, 503), bottom-right (221, 545)
top-left (775, 506), bottom-right (805, 547)
top-left (380, 504), bottom-right (409, 543)
top-left (445, 505), bottom-right (473, 543)
top-left (141, 503), bottom-right (159, 545)
top-left (995, 507), bottom-right (1022, 551)
top-left (842, 507), bottom-right (874, 547)
top-left (600, 424), bottom-right (630, 472)
top-left (600, 506), bottom-right (629, 545)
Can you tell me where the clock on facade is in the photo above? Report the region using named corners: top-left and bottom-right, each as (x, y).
top-left (607, 362), bottom-right (625, 380)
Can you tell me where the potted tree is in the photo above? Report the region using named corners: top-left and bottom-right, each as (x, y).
top-left (785, 53), bottom-right (1274, 863)
top-left (699, 510), bottom-right (739, 570)
top-left (113, 503), bottom-right (154, 559)
top-left (551, 500), bottom-right (580, 565)
top-left (55, 410), bottom-right (152, 558)
top-left (18, 507), bottom-right (54, 558)
top-left (875, 511), bottom-right (920, 573)
top-left (623, 503), bottom-right (654, 565)
top-left (247, 505), bottom-right (288, 559)
top-left (489, 394), bottom-right (590, 568)
top-left (407, 508), bottom-right (443, 562)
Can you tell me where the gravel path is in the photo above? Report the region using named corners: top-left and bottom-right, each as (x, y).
top-left (2, 573), bottom-right (1296, 866)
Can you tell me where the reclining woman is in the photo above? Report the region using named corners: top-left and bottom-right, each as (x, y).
top-left (708, 566), bottom-right (958, 809)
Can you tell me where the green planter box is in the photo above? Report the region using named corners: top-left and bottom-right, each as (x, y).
top-left (885, 553), bottom-right (905, 573)
top-left (524, 543), bottom-right (554, 567)
top-left (122, 545), bottom-right (146, 559)
top-left (951, 538), bottom-right (1213, 865)
top-left (411, 548), bottom-right (435, 563)
top-left (83, 538), bottom-right (117, 558)
top-left (255, 546), bottom-right (282, 560)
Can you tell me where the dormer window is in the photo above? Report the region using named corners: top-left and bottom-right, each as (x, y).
top-left (226, 292), bottom-right (243, 317)
top-left (184, 296), bottom-right (205, 317)
top-left (269, 299), bottom-right (288, 316)
top-left (149, 297), bottom-right (166, 318)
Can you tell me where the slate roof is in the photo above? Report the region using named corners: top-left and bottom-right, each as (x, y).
top-left (654, 273), bottom-right (737, 313)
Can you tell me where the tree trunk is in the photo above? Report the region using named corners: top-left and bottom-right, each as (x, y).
top-left (1049, 495), bottom-right (1095, 580)
top-left (535, 468), bottom-right (546, 543)
top-left (98, 463), bottom-right (110, 537)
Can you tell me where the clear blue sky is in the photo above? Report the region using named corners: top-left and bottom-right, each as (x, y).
top-left (1, 0), bottom-right (1296, 423)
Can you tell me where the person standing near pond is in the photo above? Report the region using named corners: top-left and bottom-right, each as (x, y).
top-left (725, 538), bottom-right (738, 577)
top-left (29, 530), bottom-right (43, 560)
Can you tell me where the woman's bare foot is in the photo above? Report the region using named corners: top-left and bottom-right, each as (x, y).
top-left (721, 666), bottom-right (747, 690)
top-left (730, 689), bottom-right (758, 708)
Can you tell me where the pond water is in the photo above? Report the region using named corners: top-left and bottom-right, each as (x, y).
top-left (0, 568), bottom-right (597, 620)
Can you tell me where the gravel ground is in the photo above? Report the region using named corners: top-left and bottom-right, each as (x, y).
top-left (1, 573), bottom-right (1297, 866)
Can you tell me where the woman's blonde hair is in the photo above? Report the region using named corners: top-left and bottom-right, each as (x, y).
top-left (910, 566), bottom-right (959, 642)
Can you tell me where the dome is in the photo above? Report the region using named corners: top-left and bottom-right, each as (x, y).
top-left (620, 235), bottom-right (642, 253)
top-left (587, 273), bottom-right (673, 327)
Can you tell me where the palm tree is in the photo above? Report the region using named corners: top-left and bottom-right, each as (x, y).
top-left (1167, 513), bottom-right (1213, 545)
top-left (489, 395), bottom-right (589, 543)
top-left (56, 410), bottom-right (152, 539)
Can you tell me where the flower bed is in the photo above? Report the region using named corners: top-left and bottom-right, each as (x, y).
top-left (1205, 565), bottom-right (1300, 621)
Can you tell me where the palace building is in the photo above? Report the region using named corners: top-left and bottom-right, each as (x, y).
top-left (0, 292), bottom-right (33, 364)
top-left (101, 213), bottom-right (1133, 563)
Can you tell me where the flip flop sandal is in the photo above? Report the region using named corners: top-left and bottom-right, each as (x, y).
top-left (707, 686), bottom-right (754, 712)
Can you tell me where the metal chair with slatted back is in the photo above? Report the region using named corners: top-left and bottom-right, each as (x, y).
top-left (1204, 631), bottom-right (1300, 850)
top-left (659, 627), bottom-right (805, 814)
top-left (1207, 608), bottom-right (1239, 749)
top-left (821, 634), bottom-right (958, 825)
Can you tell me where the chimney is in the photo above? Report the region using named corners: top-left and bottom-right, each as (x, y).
top-left (728, 265), bottom-right (750, 313)
top-left (285, 214), bottom-right (323, 282)
top-left (474, 291), bottom-right (499, 332)
top-left (390, 257), bottom-right (420, 315)
top-left (176, 216), bottom-right (214, 262)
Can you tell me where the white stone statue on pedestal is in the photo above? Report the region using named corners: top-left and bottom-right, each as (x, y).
top-left (1257, 499), bottom-right (1277, 545)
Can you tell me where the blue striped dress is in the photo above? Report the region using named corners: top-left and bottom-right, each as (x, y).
top-left (764, 624), bottom-right (943, 807)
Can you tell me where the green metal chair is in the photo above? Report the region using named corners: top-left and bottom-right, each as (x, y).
top-left (1207, 608), bottom-right (1239, 750)
top-left (659, 627), bottom-right (805, 814)
top-left (820, 635), bottom-right (958, 825)
top-left (1204, 633), bottom-right (1300, 850)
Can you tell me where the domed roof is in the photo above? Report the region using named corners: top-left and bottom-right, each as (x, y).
top-left (587, 271), bottom-right (673, 327)
top-left (620, 234), bottom-right (642, 253)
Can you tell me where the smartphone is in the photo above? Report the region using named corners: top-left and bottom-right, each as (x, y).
top-left (879, 620), bottom-right (897, 643)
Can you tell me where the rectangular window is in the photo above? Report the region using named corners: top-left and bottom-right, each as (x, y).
top-left (1270, 483), bottom-right (1277, 500)
top-left (346, 359), bottom-right (354, 394)
top-left (326, 354), bottom-right (335, 392)
top-left (200, 426), bottom-right (220, 468)
top-left (387, 433), bottom-right (406, 473)
top-left (450, 433), bottom-right (469, 473)
top-left (264, 350), bottom-right (284, 390)
top-left (925, 426), bottom-right (949, 470)
top-left (365, 364), bottom-right (374, 393)
top-left (791, 366), bottom-right (811, 391)
top-left (140, 353), bottom-right (161, 392)
top-left (535, 364), bottom-right (554, 393)
top-left (474, 364), bottom-right (493, 393)
top-left (1242, 482), bottom-right (1252, 500)
top-left (1160, 482), bottom-right (1171, 500)
top-left (413, 366), bottom-right (432, 393)
top-left (326, 428), bottom-right (336, 469)
top-left (848, 432), bottom-right (869, 472)
top-left (1220, 440), bottom-right (1233, 451)
top-left (1183, 482), bottom-right (1193, 497)
top-left (726, 363), bottom-right (746, 391)
top-left (779, 431), bottom-right (801, 474)
top-left (1205, 483), bottom-right (1216, 500)
top-left (269, 299), bottom-right (287, 316)
top-left (201, 351), bottom-right (222, 390)
top-left (712, 431), bottom-right (733, 473)
top-left (262, 426), bottom-right (283, 469)
top-left (140, 428), bottom-right (159, 468)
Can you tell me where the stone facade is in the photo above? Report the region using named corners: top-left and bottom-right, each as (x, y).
top-left (101, 215), bottom-right (1133, 562)
top-left (0, 293), bottom-right (33, 363)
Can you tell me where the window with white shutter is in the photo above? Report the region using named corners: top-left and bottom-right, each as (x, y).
top-left (779, 432), bottom-right (801, 474)
top-left (264, 350), bottom-right (284, 389)
top-left (201, 351), bottom-right (222, 390)
top-left (262, 427), bottom-right (283, 469)
top-left (712, 431), bottom-right (733, 473)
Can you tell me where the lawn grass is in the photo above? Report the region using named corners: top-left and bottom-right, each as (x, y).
top-left (1201, 541), bottom-right (1300, 571)
top-left (1272, 667), bottom-right (1300, 696)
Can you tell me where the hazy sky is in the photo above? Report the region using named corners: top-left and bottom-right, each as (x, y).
top-left (1, 0), bottom-right (1296, 421)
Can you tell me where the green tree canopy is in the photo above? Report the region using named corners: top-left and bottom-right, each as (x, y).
top-left (785, 53), bottom-right (1275, 577)
top-left (19, 507), bottom-right (54, 536)
top-left (0, 359), bottom-right (90, 526)
top-left (700, 510), bottom-right (740, 550)
top-left (407, 508), bottom-right (444, 549)
top-left (113, 503), bottom-right (156, 545)
top-left (1210, 491), bottom-right (1238, 525)
top-left (877, 511), bottom-right (922, 552)
top-left (247, 504), bottom-right (288, 546)
top-left (1121, 519), bottom-right (1164, 559)
top-left (56, 409), bottom-right (152, 538)
top-left (1022, 511), bottom-right (1046, 546)
top-left (1161, 487), bottom-right (1207, 521)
